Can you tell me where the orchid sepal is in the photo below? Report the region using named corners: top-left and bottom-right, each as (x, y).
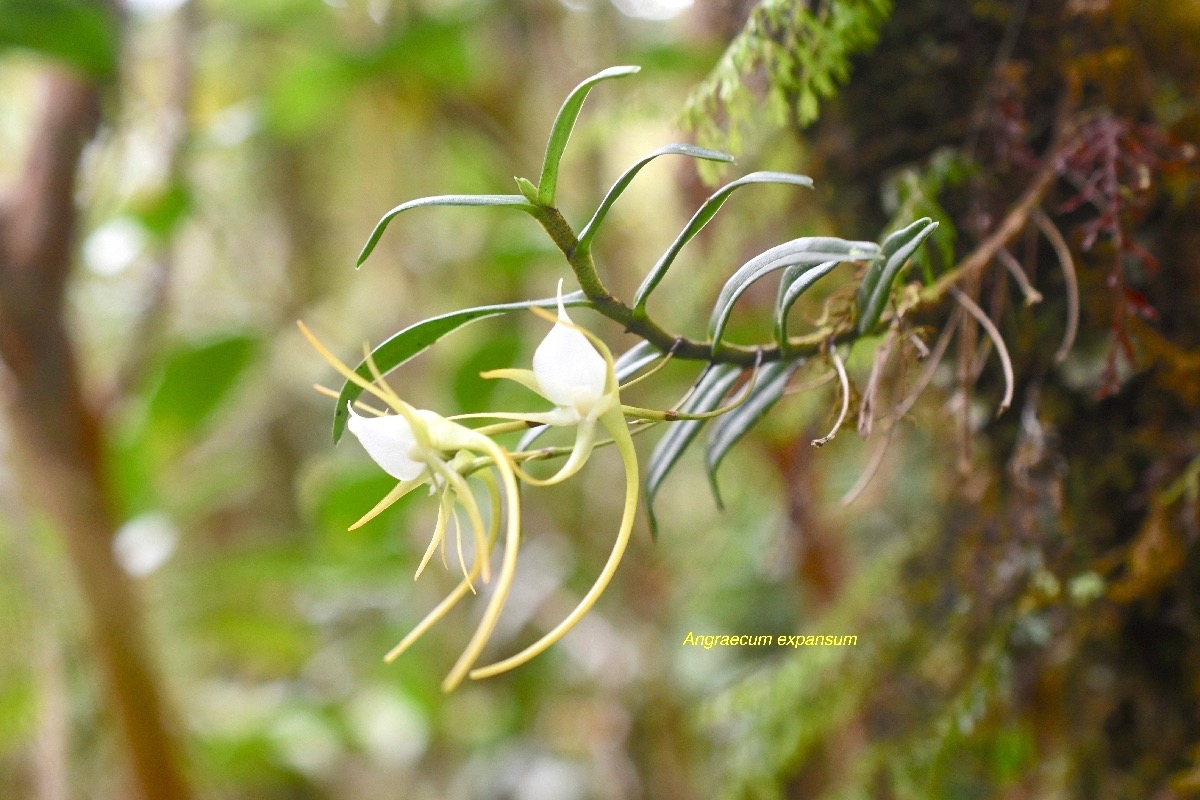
top-left (469, 402), bottom-right (638, 681)
top-left (479, 367), bottom-right (542, 396)
top-left (349, 477), bottom-right (426, 531)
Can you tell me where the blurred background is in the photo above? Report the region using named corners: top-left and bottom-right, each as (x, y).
top-left (2, 1), bottom-right (1200, 798)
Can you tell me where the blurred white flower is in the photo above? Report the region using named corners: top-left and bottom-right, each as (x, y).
top-left (83, 217), bottom-right (146, 277)
top-left (112, 512), bottom-right (178, 577)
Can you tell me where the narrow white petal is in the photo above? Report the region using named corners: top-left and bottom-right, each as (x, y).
top-left (346, 405), bottom-right (426, 481)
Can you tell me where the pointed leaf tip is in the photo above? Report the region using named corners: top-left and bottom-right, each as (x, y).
top-left (538, 66), bottom-right (643, 207)
top-left (515, 177), bottom-right (539, 204)
top-left (577, 143), bottom-right (739, 251)
top-left (355, 194), bottom-right (538, 267)
top-left (856, 218), bottom-right (938, 335)
top-left (708, 237), bottom-right (877, 349)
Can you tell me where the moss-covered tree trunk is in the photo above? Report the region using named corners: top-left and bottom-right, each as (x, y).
top-left (697, 2), bottom-right (1200, 795)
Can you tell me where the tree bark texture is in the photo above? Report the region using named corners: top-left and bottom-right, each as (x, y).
top-left (0, 68), bottom-right (195, 800)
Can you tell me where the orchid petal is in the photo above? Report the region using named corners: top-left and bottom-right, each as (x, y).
top-left (532, 291), bottom-right (606, 418)
top-left (346, 405), bottom-right (426, 482)
top-left (451, 409), bottom-right (580, 426)
top-left (450, 508), bottom-right (473, 594)
top-left (479, 367), bottom-right (544, 396)
top-left (415, 491), bottom-right (454, 580)
top-left (434, 460), bottom-right (492, 585)
top-left (384, 470), bottom-right (502, 666)
top-left (348, 477), bottom-right (425, 531)
top-left (512, 418), bottom-right (598, 487)
top-left (441, 439), bottom-right (522, 691)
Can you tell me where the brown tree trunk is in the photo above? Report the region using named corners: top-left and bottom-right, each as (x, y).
top-left (0, 68), bottom-right (195, 800)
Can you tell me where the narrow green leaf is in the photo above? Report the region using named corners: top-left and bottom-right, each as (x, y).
top-left (856, 218), bottom-right (938, 335)
top-left (856, 218), bottom-right (932, 317)
top-left (633, 171), bottom-right (814, 310)
top-left (644, 364), bottom-right (743, 538)
top-left (538, 65), bottom-right (642, 207)
top-left (576, 144), bottom-right (733, 254)
top-left (331, 291), bottom-right (590, 442)
top-left (773, 260), bottom-right (843, 342)
top-left (705, 358), bottom-right (805, 507)
top-left (708, 237), bottom-right (878, 349)
top-left (614, 340), bottom-right (663, 383)
top-left (356, 194), bottom-right (537, 267)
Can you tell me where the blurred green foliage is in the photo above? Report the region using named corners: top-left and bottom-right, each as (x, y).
top-left (0, 0), bottom-right (118, 77)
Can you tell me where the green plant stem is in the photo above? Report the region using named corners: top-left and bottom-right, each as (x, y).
top-left (531, 205), bottom-right (841, 366)
top-left (540, 82), bottom-right (1080, 371)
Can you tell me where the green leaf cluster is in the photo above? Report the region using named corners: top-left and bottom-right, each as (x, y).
top-left (682, 0), bottom-right (893, 167)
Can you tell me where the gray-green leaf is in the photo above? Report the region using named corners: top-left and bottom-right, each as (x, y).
top-left (644, 364), bottom-right (743, 538)
top-left (856, 218), bottom-right (938, 335)
top-left (708, 237), bottom-right (878, 349)
top-left (705, 358), bottom-right (805, 507)
top-left (356, 194), bottom-right (537, 267)
top-left (633, 171), bottom-right (815, 311)
top-left (576, 144), bottom-right (733, 254)
top-left (614, 340), bottom-right (664, 383)
top-left (537, 65), bottom-right (641, 207)
top-left (517, 424), bottom-right (550, 453)
top-left (774, 260), bottom-right (843, 343)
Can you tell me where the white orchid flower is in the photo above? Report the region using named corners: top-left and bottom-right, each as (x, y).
top-left (529, 294), bottom-right (609, 424)
top-left (470, 282), bottom-right (618, 486)
top-left (299, 321), bottom-right (522, 692)
top-left (344, 405), bottom-right (427, 482)
top-left (301, 298), bottom-right (641, 690)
